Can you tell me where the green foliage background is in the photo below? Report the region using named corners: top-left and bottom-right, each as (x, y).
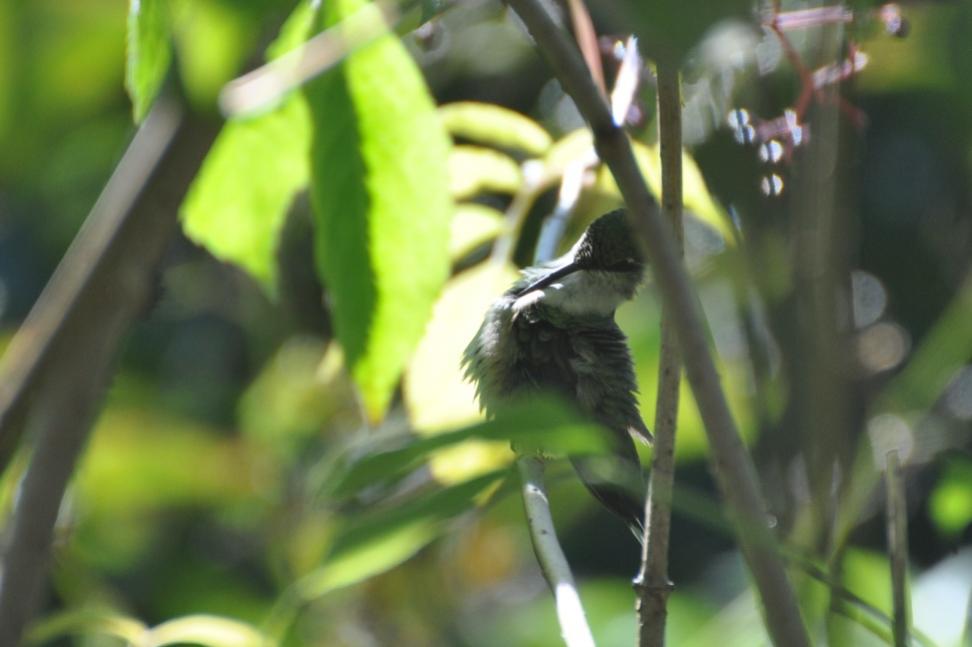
top-left (2, 0), bottom-right (972, 646)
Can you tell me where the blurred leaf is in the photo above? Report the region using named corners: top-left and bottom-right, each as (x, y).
top-left (878, 274), bottom-right (972, 414)
top-left (240, 339), bottom-right (361, 455)
top-left (306, 0), bottom-right (453, 421)
top-left (628, 140), bottom-right (735, 242)
top-left (620, 295), bottom-right (754, 460)
top-left (296, 471), bottom-right (506, 600)
top-left (180, 2), bottom-right (319, 294)
top-left (930, 457), bottom-right (972, 538)
top-left (440, 102), bottom-right (553, 155)
top-left (126, 0), bottom-right (172, 123)
top-left (181, 97), bottom-right (310, 293)
top-left (144, 615), bottom-right (269, 647)
top-left (546, 129), bottom-right (733, 242)
top-left (449, 204), bottom-right (506, 260)
top-left (449, 146), bottom-right (523, 199)
top-left (329, 396), bottom-right (610, 497)
top-left (404, 261), bottom-right (519, 483)
top-left (623, 0), bottom-right (750, 64)
top-left (27, 608), bottom-right (146, 645)
top-left (170, 0), bottom-right (251, 109)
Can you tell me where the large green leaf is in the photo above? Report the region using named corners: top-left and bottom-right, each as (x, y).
top-left (126, 0), bottom-right (172, 122)
top-left (305, 0), bottom-right (453, 421)
top-left (180, 2), bottom-right (318, 294)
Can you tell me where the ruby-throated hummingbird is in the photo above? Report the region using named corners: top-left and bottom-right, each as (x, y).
top-left (462, 209), bottom-right (651, 531)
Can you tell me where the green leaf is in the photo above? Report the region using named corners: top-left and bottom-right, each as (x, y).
top-left (305, 0), bottom-right (453, 421)
top-left (930, 457), bottom-right (972, 538)
top-left (328, 396), bottom-right (611, 497)
top-left (126, 0), bottom-right (172, 122)
top-left (440, 102), bottom-right (553, 155)
top-left (449, 146), bottom-right (523, 199)
top-left (179, 2), bottom-right (319, 294)
top-left (296, 471), bottom-right (506, 601)
top-left (144, 615), bottom-right (269, 647)
top-left (181, 97), bottom-right (311, 293)
top-left (625, 0), bottom-right (750, 63)
top-left (27, 609), bottom-right (146, 645)
top-left (448, 203), bottom-right (506, 260)
top-left (878, 274), bottom-right (972, 414)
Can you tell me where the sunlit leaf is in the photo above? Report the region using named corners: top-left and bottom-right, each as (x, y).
top-left (404, 261), bottom-right (519, 483)
top-left (545, 129), bottom-right (734, 242)
top-left (306, 0), bottom-right (453, 421)
top-left (126, 0), bottom-right (172, 122)
top-left (181, 97), bottom-right (310, 293)
top-left (929, 457), bottom-right (972, 538)
top-left (144, 615), bottom-right (268, 647)
top-left (329, 396), bottom-right (610, 497)
top-left (449, 146), bottom-right (523, 199)
top-left (27, 609), bottom-right (146, 645)
top-left (449, 204), bottom-right (506, 260)
top-left (179, 2), bottom-right (318, 294)
top-left (440, 102), bottom-right (553, 155)
top-left (296, 471), bottom-right (506, 600)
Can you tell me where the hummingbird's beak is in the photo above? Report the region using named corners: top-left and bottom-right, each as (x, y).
top-left (514, 261), bottom-right (583, 296)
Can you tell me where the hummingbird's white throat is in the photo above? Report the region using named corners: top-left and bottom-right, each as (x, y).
top-left (513, 268), bottom-right (635, 318)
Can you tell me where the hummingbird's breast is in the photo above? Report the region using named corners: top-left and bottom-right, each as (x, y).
top-left (463, 292), bottom-right (650, 445)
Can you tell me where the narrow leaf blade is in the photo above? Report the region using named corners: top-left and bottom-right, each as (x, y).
top-left (126, 0), bottom-right (172, 123)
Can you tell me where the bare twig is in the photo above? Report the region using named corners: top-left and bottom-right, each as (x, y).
top-left (518, 457), bottom-right (597, 647)
top-left (565, 0), bottom-right (606, 98)
top-left (504, 2), bottom-right (810, 645)
top-left (634, 59), bottom-right (683, 647)
top-left (885, 450), bottom-right (910, 647)
top-left (0, 99), bottom-right (218, 645)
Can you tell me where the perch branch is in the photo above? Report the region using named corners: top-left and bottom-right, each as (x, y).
top-left (518, 457), bottom-right (596, 647)
top-left (504, 1), bottom-right (810, 645)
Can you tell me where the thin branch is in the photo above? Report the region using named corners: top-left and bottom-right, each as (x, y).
top-left (565, 0), bottom-right (606, 98)
top-left (634, 59), bottom-right (683, 647)
top-left (885, 450), bottom-right (910, 647)
top-left (503, 2), bottom-right (810, 645)
top-left (0, 99), bottom-right (218, 645)
top-left (518, 457), bottom-right (596, 647)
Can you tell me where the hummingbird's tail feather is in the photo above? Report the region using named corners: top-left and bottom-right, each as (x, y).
top-left (569, 452), bottom-right (646, 537)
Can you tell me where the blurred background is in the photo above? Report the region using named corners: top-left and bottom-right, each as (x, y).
top-left (1, 0), bottom-right (971, 645)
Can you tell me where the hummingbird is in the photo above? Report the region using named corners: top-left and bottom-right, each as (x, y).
top-left (462, 209), bottom-right (650, 532)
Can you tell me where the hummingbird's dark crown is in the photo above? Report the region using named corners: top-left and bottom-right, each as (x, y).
top-left (573, 209), bottom-right (644, 272)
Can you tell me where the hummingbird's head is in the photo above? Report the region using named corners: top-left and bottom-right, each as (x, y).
top-left (573, 209), bottom-right (644, 276)
top-left (513, 209), bottom-right (645, 316)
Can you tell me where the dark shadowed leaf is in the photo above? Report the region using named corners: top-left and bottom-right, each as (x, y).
top-left (295, 471), bottom-right (508, 600)
top-left (305, 0), bottom-right (453, 421)
top-left (126, 0), bottom-right (172, 122)
top-left (328, 396), bottom-right (610, 497)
